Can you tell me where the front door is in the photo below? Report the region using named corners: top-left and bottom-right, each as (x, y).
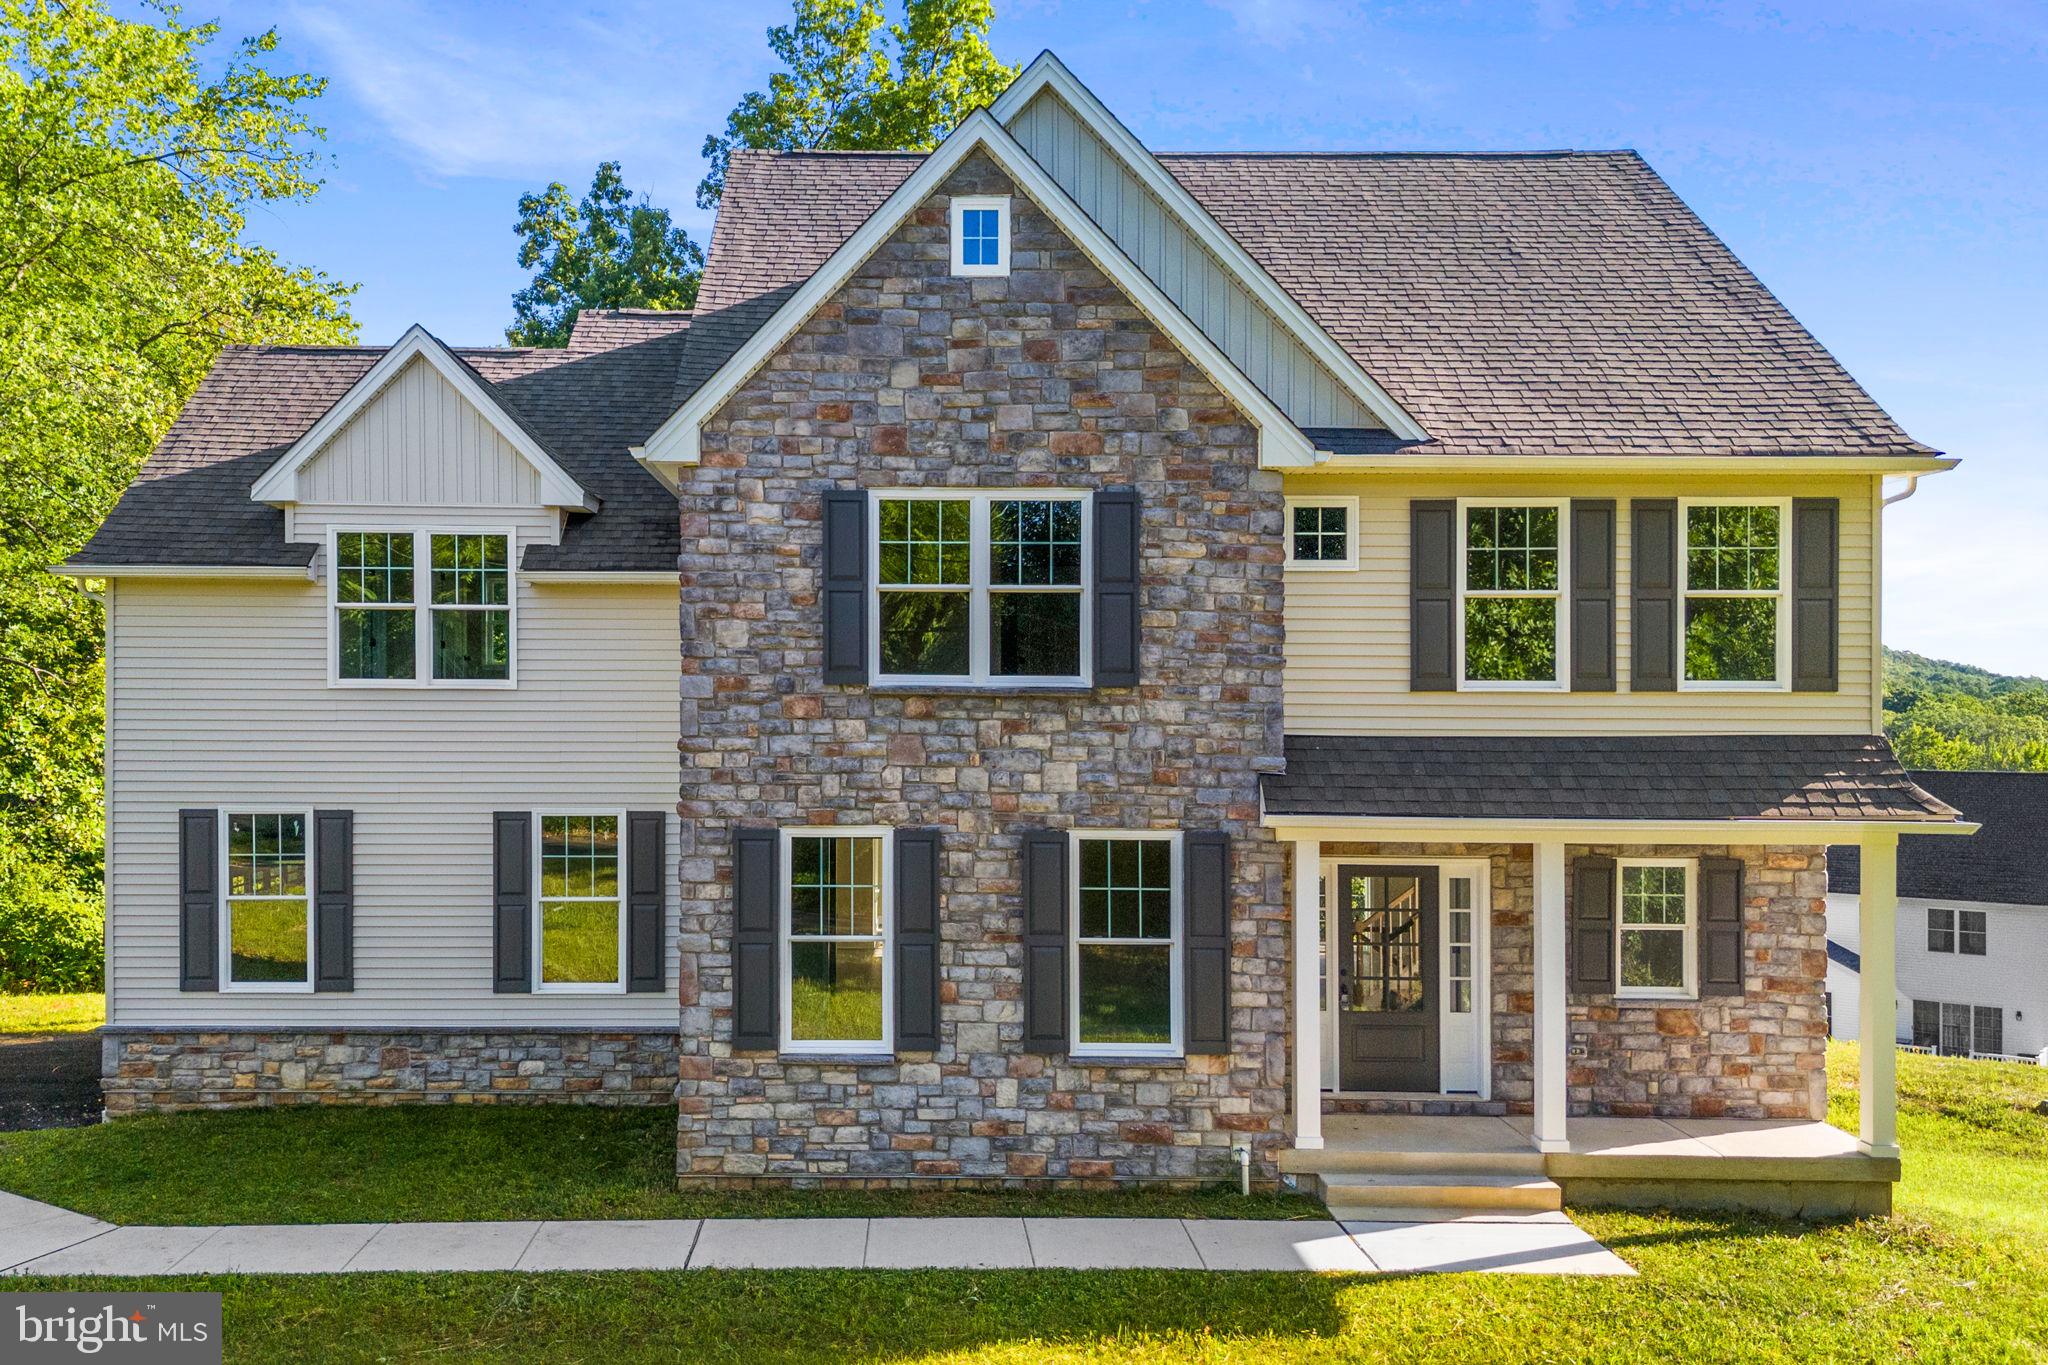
top-left (1336, 865), bottom-right (1440, 1092)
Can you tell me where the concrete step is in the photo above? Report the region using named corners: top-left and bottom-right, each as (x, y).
top-left (1318, 1171), bottom-right (1563, 1214)
top-left (1280, 1145), bottom-right (1547, 1177)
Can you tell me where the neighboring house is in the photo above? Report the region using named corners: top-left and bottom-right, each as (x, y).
top-left (1828, 771), bottom-right (2048, 1063)
top-left (62, 53), bottom-right (1969, 1209)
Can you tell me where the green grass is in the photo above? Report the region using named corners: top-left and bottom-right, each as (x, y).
top-left (0, 991), bottom-right (104, 1034)
top-left (8, 1045), bottom-right (2048, 1362)
top-left (0, 1103), bottom-right (1319, 1224)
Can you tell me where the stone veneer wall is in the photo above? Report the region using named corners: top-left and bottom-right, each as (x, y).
top-left (100, 1029), bottom-right (679, 1114)
top-left (1325, 843), bottom-right (1830, 1121)
top-left (676, 151), bottom-right (1291, 1185)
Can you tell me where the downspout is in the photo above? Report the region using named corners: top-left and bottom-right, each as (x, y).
top-left (1881, 474), bottom-right (1922, 507)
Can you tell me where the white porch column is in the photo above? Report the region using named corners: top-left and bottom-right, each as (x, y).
top-left (1531, 840), bottom-right (1569, 1153)
top-left (1292, 837), bottom-right (1323, 1149)
top-left (1858, 830), bottom-right (1901, 1159)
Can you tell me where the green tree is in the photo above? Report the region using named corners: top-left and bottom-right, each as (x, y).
top-left (0, 0), bottom-right (355, 918)
top-left (507, 161), bottom-right (703, 348)
top-left (697, 0), bottom-right (1016, 209)
top-left (1882, 648), bottom-right (2048, 772)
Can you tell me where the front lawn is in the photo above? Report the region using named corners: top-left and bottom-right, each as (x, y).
top-left (7, 1045), bottom-right (2047, 1361)
top-left (0, 992), bottom-right (104, 1035)
top-left (0, 1102), bottom-right (1320, 1223)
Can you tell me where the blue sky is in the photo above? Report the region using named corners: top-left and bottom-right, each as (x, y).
top-left (197, 1), bottom-right (2045, 673)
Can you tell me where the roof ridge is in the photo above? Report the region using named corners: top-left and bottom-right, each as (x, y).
top-left (1156, 148), bottom-right (1638, 160)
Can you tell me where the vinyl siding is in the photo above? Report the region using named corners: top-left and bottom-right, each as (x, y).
top-left (1282, 471), bottom-right (1879, 735)
top-left (105, 573), bottom-right (681, 1028)
top-left (1007, 88), bottom-right (1376, 430)
top-left (1826, 892), bottom-right (2048, 1060)
top-left (300, 356), bottom-right (543, 506)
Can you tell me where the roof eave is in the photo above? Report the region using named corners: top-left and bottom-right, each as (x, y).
top-left (1294, 453), bottom-right (1960, 476)
top-left (1260, 813), bottom-right (1980, 843)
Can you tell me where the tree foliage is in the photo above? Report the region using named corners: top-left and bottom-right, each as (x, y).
top-left (1884, 648), bottom-right (2048, 771)
top-left (507, 161), bottom-right (703, 348)
top-left (697, 0), bottom-right (1016, 208)
top-left (0, 0), bottom-right (355, 917)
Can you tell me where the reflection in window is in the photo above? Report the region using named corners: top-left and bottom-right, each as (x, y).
top-left (787, 835), bottom-right (886, 1047)
top-left (1345, 875), bottom-right (1425, 1013)
top-left (1683, 503), bottom-right (1780, 684)
top-left (226, 813), bottom-right (308, 987)
top-left (539, 814), bottom-right (620, 988)
top-left (1075, 836), bottom-right (1175, 1048)
top-left (1619, 862), bottom-right (1691, 994)
top-left (1462, 504), bottom-right (1561, 684)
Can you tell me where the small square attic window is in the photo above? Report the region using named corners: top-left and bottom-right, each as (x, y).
top-left (951, 195), bottom-right (1009, 277)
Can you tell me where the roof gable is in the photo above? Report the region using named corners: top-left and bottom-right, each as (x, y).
top-left (637, 110), bottom-right (1332, 474)
top-left (250, 325), bottom-right (594, 511)
top-left (994, 53), bottom-right (1423, 442)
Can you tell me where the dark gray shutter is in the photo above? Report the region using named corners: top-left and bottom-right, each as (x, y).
top-left (1571, 499), bottom-right (1616, 692)
top-left (894, 827), bottom-right (942, 1051)
top-left (1631, 499), bottom-right (1678, 691)
top-left (1569, 855), bottom-right (1616, 995)
top-left (178, 808), bottom-right (218, 992)
top-left (1093, 486), bottom-right (1141, 688)
top-left (1699, 855), bottom-right (1746, 997)
top-left (313, 809), bottom-right (354, 993)
top-left (1791, 498), bottom-right (1839, 692)
top-left (1183, 831), bottom-right (1231, 1055)
top-left (1020, 829), bottom-right (1070, 1053)
top-left (1410, 500), bottom-right (1456, 691)
top-left (626, 810), bottom-right (667, 993)
top-left (492, 812), bottom-right (532, 993)
top-left (732, 827), bottom-right (779, 1050)
top-left (822, 488), bottom-right (868, 685)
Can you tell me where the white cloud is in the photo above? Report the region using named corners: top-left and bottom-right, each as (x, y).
top-left (1202, 0), bottom-right (1351, 47)
top-left (285, 1), bottom-right (767, 191)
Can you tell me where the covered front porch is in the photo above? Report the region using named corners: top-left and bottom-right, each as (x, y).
top-left (1262, 734), bottom-right (1975, 1215)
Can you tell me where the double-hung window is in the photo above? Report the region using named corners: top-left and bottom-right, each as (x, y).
top-left (1285, 496), bottom-right (1358, 570)
top-left (536, 813), bottom-right (623, 991)
top-left (782, 829), bottom-right (891, 1053)
top-left (950, 195), bottom-right (1010, 276)
top-left (1928, 907), bottom-right (1987, 956)
top-left (331, 529), bottom-right (514, 685)
top-left (1914, 999), bottom-right (2003, 1057)
top-left (1680, 500), bottom-right (1787, 687)
top-left (1617, 859), bottom-right (1695, 997)
top-left (872, 491), bottom-right (1088, 686)
top-left (1458, 500), bottom-right (1567, 687)
top-left (222, 811), bottom-right (312, 991)
top-left (1072, 832), bottom-right (1181, 1056)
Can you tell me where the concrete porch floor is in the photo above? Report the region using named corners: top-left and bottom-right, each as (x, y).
top-left (1321, 1113), bottom-right (1864, 1160)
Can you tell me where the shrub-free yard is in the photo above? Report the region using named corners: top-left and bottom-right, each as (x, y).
top-left (6, 1045), bottom-right (2046, 1362)
top-left (0, 992), bottom-right (104, 1035)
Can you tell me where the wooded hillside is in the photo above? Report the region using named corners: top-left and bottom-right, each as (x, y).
top-left (1885, 648), bottom-right (2048, 771)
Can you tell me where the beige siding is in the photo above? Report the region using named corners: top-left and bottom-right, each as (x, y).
top-left (1008, 88), bottom-right (1376, 430)
top-left (1282, 472), bottom-right (1879, 735)
top-left (105, 575), bottom-right (681, 1027)
top-left (300, 356), bottom-right (543, 505)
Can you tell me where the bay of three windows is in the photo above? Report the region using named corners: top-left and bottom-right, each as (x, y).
top-left (1285, 496), bottom-right (1790, 689)
top-left (334, 530), bottom-right (512, 684)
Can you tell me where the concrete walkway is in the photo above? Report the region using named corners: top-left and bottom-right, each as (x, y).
top-left (0, 1190), bottom-right (1633, 1277)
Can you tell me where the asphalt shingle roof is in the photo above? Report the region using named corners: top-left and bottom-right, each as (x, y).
top-left (1264, 734), bottom-right (1960, 823)
top-left (678, 146), bottom-right (1933, 460)
top-left (70, 311), bottom-right (692, 572)
top-left (1829, 771), bottom-right (2048, 904)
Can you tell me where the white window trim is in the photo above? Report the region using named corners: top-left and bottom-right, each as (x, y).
top-left (326, 526), bottom-right (519, 690)
top-left (1283, 495), bottom-right (1359, 572)
top-left (1455, 497), bottom-right (1571, 692)
top-left (1615, 857), bottom-right (1698, 1001)
top-left (868, 489), bottom-right (1091, 689)
top-left (1927, 905), bottom-right (1955, 954)
top-left (1069, 829), bottom-right (1183, 1059)
top-left (532, 809), bottom-right (628, 995)
top-left (1676, 496), bottom-right (1792, 693)
top-left (949, 194), bottom-right (1011, 277)
top-left (219, 807), bottom-right (316, 994)
top-left (778, 825), bottom-right (895, 1056)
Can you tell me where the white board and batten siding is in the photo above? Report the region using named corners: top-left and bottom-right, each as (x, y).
top-left (1825, 893), bottom-right (2048, 1061)
top-left (104, 361), bottom-right (681, 1029)
top-left (1282, 472), bottom-right (1881, 736)
top-left (1007, 88), bottom-right (1377, 431)
top-left (300, 356), bottom-right (544, 507)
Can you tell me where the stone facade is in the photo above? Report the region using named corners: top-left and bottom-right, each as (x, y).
top-left (675, 152), bottom-right (1291, 1184)
top-left (1325, 843), bottom-right (1830, 1121)
top-left (100, 1029), bottom-right (678, 1114)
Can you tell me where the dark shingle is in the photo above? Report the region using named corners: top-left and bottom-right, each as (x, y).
top-left (1265, 735), bottom-right (1959, 823)
top-left (1829, 771), bottom-right (2048, 903)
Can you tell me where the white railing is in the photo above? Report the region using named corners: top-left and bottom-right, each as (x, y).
top-left (1898, 1043), bottom-right (2042, 1066)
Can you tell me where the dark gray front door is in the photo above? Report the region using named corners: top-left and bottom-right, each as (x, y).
top-left (1336, 865), bottom-right (1440, 1092)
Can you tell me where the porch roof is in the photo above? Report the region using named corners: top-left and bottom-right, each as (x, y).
top-left (1264, 734), bottom-right (1962, 825)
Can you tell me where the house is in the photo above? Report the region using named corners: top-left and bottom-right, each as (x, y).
top-left (61, 52), bottom-right (1971, 1214)
top-left (1828, 771), bottom-right (2048, 1063)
